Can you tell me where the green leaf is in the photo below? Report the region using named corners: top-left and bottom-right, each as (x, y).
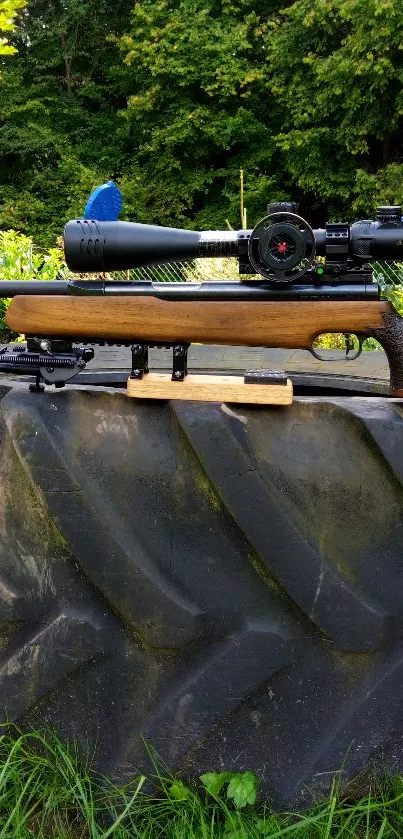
top-left (226, 772), bottom-right (257, 809)
top-left (200, 771), bottom-right (232, 797)
top-left (167, 780), bottom-right (191, 800)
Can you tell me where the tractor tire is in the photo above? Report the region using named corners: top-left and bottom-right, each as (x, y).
top-left (0, 386), bottom-right (402, 808)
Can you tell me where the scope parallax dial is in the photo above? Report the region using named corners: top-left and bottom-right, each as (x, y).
top-left (248, 212), bottom-right (316, 282)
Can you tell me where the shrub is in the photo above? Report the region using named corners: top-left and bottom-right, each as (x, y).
top-left (0, 230), bottom-right (67, 339)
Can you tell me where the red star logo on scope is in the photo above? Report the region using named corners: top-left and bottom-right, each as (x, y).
top-left (277, 241), bottom-right (288, 255)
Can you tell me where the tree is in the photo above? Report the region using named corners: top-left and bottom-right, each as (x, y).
top-left (0, 0), bottom-right (132, 244)
top-left (117, 0), bottom-right (289, 229)
top-left (1, 0), bottom-right (402, 243)
top-left (264, 0), bottom-right (403, 218)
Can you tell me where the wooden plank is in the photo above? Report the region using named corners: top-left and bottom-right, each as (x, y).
top-left (126, 373), bottom-right (293, 404)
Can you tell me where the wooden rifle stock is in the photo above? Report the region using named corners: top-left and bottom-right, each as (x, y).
top-left (5, 295), bottom-right (403, 395)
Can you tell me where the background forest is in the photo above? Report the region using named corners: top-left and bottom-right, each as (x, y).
top-left (0, 0), bottom-right (402, 247)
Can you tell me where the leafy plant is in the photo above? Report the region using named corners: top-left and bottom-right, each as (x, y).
top-left (0, 229), bottom-right (66, 338)
top-left (200, 770), bottom-right (257, 809)
top-left (0, 229), bottom-right (66, 281)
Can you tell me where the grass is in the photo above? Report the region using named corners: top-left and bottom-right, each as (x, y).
top-left (0, 728), bottom-right (401, 838)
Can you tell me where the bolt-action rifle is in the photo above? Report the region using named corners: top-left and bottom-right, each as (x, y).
top-left (0, 201), bottom-right (403, 399)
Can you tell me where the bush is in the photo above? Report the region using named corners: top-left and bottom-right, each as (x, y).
top-left (0, 230), bottom-right (67, 339)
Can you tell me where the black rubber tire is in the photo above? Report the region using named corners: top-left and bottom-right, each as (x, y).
top-left (1, 387), bottom-right (403, 807)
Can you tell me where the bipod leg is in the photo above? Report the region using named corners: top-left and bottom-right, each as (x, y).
top-left (29, 373), bottom-right (45, 393)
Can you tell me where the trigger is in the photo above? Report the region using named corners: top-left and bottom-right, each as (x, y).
top-left (345, 333), bottom-right (355, 356)
top-left (344, 333), bottom-right (363, 360)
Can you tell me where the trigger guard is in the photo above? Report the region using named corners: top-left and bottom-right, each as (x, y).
top-left (309, 335), bottom-right (363, 362)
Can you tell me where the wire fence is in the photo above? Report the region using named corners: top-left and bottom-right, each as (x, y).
top-left (373, 262), bottom-right (403, 288)
top-left (106, 259), bottom-right (403, 288)
top-left (108, 257), bottom-right (240, 283)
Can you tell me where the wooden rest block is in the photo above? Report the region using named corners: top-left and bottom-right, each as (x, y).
top-left (126, 373), bottom-right (293, 405)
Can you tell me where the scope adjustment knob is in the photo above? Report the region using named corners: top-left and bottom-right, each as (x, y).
top-left (248, 211), bottom-right (316, 283)
top-left (267, 201), bottom-right (298, 215)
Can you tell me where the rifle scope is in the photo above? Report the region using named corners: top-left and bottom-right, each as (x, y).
top-left (64, 204), bottom-right (403, 283)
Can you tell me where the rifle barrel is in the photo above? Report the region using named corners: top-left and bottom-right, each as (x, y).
top-left (0, 281), bottom-right (72, 296)
top-left (0, 279), bottom-right (379, 300)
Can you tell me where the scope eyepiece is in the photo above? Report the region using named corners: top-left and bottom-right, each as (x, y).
top-left (350, 206), bottom-right (403, 261)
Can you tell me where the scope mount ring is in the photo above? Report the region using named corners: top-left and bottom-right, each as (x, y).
top-left (248, 211), bottom-right (316, 282)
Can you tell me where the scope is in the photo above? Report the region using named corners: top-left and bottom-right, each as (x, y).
top-left (64, 204), bottom-right (403, 283)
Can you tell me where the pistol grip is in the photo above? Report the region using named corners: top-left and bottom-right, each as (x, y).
top-left (367, 311), bottom-right (403, 396)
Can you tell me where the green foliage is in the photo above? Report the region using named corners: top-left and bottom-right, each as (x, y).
top-left (264, 0), bottom-right (403, 217)
top-left (200, 771), bottom-right (257, 808)
top-left (117, 0), bottom-right (283, 229)
top-left (200, 771), bottom-right (232, 798)
top-left (0, 0), bottom-right (24, 56)
top-left (0, 0), bottom-right (402, 240)
top-left (0, 229), bottom-right (65, 336)
top-left (0, 0), bottom-right (132, 245)
top-left (0, 726), bottom-right (403, 838)
top-left (0, 229), bottom-right (65, 281)
top-left (167, 780), bottom-right (192, 800)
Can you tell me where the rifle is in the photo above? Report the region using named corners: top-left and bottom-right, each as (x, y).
top-left (0, 201), bottom-right (403, 401)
